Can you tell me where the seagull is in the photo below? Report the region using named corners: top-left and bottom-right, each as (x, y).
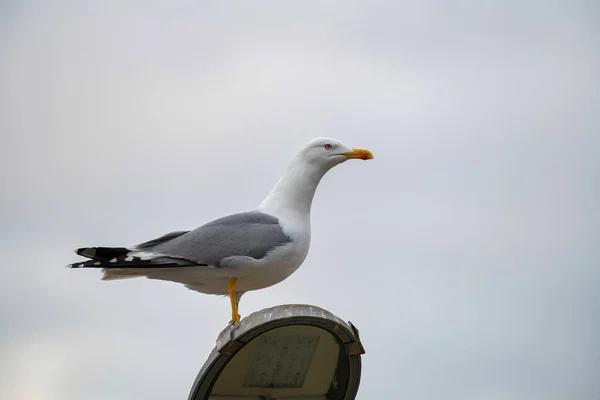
top-left (68, 137), bottom-right (373, 323)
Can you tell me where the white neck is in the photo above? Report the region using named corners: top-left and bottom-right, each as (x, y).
top-left (258, 158), bottom-right (329, 219)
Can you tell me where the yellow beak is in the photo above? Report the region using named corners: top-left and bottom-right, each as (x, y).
top-left (342, 148), bottom-right (374, 160)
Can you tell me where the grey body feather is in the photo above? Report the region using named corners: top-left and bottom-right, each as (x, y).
top-left (138, 211), bottom-right (292, 266)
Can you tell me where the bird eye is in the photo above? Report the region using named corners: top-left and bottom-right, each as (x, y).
top-left (324, 144), bottom-right (333, 150)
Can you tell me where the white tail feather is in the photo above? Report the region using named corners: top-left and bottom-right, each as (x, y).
top-left (101, 268), bottom-right (154, 281)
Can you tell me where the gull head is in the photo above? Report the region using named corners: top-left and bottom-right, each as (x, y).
top-left (259, 137), bottom-right (374, 215)
top-left (297, 137), bottom-right (374, 170)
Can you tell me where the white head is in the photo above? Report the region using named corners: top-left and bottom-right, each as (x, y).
top-left (295, 137), bottom-right (374, 171)
top-left (259, 137), bottom-right (373, 217)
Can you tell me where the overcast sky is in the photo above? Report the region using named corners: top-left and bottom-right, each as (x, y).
top-left (1, 1), bottom-right (599, 399)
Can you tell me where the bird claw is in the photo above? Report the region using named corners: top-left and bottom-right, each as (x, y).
top-left (229, 314), bottom-right (241, 325)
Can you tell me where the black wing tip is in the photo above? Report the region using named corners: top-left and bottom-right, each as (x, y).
top-left (74, 246), bottom-right (130, 260)
top-left (67, 259), bottom-right (103, 268)
top-left (68, 255), bottom-right (132, 269)
top-left (74, 247), bottom-right (88, 256)
top-left (66, 255), bottom-right (199, 269)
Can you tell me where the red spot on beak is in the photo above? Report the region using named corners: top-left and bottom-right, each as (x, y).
top-left (360, 155), bottom-right (369, 160)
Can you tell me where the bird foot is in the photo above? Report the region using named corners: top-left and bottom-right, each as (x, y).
top-left (229, 313), bottom-right (241, 324)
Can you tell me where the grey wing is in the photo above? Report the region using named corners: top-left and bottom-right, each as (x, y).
top-left (133, 230), bottom-right (190, 250)
top-left (145, 211), bottom-right (293, 266)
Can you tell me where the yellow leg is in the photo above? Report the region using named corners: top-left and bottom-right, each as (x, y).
top-left (228, 277), bottom-right (241, 323)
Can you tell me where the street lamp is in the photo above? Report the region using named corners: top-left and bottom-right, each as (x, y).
top-left (188, 304), bottom-right (366, 400)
